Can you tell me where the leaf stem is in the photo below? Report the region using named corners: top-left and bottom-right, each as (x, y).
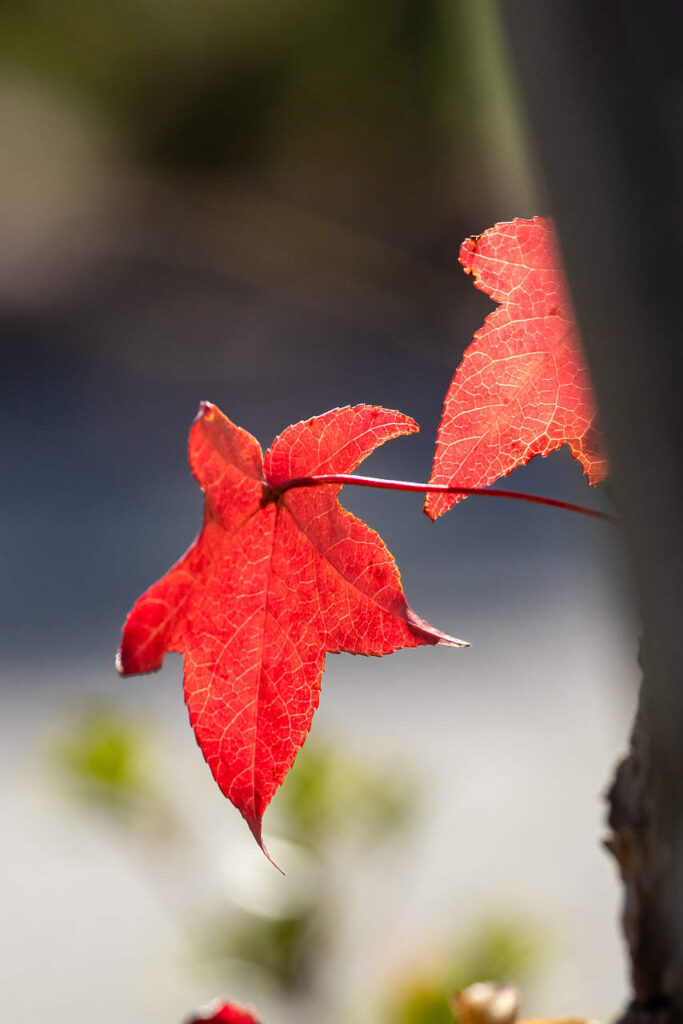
top-left (276, 474), bottom-right (617, 524)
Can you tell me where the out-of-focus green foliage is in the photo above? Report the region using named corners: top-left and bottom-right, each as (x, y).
top-left (391, 984), bottom-right (457, 1024)
top-left (276, 739), bottom-right (417, 850)
top-left (52, 704), bottom-right (150, 807)
top-left (0, 0), bottom-right (450, 167)
top-left (0, 0), bottom-right (534, 217)
top-left (49, 704), bottom-right (421, 1000)
top-left (447, 916), bottom-right (543, 993)
top-left (50, 703), bottom-right (179, 839)
top-left (200, 906), bottom-right (326, 994)
top-left (48, 710), bottom-right (549, 1022)
top-left (383, 915), bottom-right (546, 1024)
top-left (197, 739), bottom-right (418, 991)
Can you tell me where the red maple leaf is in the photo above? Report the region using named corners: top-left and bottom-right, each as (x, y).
top-left (186, 1000), bottom-right (260, 1023)
top-left (426, 217), bottom-right (608, 520)
top-left (118, 403), bottom-right (464, 852)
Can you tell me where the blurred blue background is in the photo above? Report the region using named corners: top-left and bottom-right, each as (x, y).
top-left (1, 3), bottom-right (637, 1022)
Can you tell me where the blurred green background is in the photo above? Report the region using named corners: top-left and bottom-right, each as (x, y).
top-left (49, 703), bottom-right (544, 1024)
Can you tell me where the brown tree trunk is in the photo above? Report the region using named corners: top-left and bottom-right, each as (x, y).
top-left (496, 4), bottom-right (683, 1020)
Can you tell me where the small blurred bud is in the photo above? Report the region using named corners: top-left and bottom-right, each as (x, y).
top-left (185, 999), bottom-right (260, 1023)
top-left (451, 982), bottom-right (521, 1024)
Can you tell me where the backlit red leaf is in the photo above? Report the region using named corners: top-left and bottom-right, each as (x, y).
top-left (186, 1000), bottom-right (261, 1023)
top-left (118, 403), bottom-right (464, 852)
top-left (426, 217), bottom-right (607, 519)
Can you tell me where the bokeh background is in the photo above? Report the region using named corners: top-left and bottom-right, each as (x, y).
top-left (1, 3), bottom-right (638, 1022)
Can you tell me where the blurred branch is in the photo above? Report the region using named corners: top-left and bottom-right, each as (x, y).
top-left (497, 3), bottom-right (683, 1020)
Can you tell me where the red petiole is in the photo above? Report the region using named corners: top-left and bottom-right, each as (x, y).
top-left (276, 473), bottom-right (616, 524)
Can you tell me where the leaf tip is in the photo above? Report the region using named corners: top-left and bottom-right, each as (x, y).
top-left (263, 844), bottom-right (286, 875)
top-left (423, 489), bottom-right (460, 521)
top-left (246, 816), bottom-right (286, 874)
top-left (423, 495), bottom-right (440, 520)
top-left (459, 233), bottom-right (480, 274)
top-left (439, 634), bottom-right (471, 649)
top-left (404, 607), bottom-right (469, 648)
top-left (195, 400), bottom-right (216, 423)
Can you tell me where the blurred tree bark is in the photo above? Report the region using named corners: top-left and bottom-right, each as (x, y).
top-left (497, 4), bottom-right (683, 1021)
